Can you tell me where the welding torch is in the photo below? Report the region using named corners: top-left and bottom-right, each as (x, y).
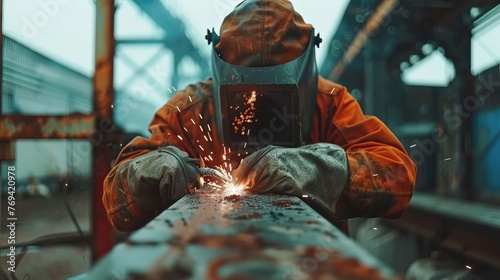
top-left (198, 167), bottom-right (231, 184)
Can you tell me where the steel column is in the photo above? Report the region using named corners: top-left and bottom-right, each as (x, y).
top-left (92, 0), bottom-right (116, 262)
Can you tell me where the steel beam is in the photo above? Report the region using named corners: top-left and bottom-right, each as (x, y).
top-left (85, 194), bottom-right (398, 279)
top-left (387, 193), bottom-right (500, 268)
top-left (0, 114), bottom-right (95, 139)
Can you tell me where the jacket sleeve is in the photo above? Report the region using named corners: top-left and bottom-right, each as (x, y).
top-left (318, 79), bottom-right (417, 219)
top-left (102, 96), bottom-right (191, 232)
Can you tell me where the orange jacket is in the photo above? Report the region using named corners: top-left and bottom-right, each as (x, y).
top-left (103, 76), bottom-right (416, 232)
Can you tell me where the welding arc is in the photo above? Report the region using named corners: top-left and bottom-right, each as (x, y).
top-left (198, 167), bottom-right (229, 182)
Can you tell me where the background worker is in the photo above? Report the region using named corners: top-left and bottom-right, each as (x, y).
top-left (103, 0), bottom-right (417, 232)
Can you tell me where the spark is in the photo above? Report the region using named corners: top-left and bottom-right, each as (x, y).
top-left (410, 144), bottom-right (417, 148)
top-left (199, 125), bottom-right (204, 132)
top-left (244, 142), bottom-right (247, 149)
top-left (204, 135), bottom-right (209, 141)
top-left (466, 265), bottom-right (472, 270)
top-left (207, 124), bottom-right (212, 131)
top-left (445, 157), bottom-right (452, 161)
top-left (188, 95), bottom-right (193, 102)
top-left (247, 90), bottom-right (257, 104)
top-left (173, 86), bottom-right (176, 91)
top-left (183, 127), bottom-right (188, 132)
top-left (167, 88), bottom-right (172, 94)
top-left (111, 104), bottom-right (114, 108)
top-left (208, 133), bottom-right (213, 142)
top-left (223, 154), bottom-right (227, 161)
top-left (177, 135), bottom-right (183, 140)
top-left (247, 129), bottom-right (251, 135)
top-left (191, 119), bottom-right (196, 125)
top-left (208, 155), bottom-right (213, 161)
top-left (199, 114), bottom-right (203, 119)
top-left (199, 145), bottom-right (205, 151)
top-left (330, 87), bottom-right (336, 94)
top-left (373, 174), bottom-right (378, 177)
top-left (176, 106), bottom-right (181, 112)
top-left (373, 227), bottom-right (378, 230)
top-left (302, 195), bottom-right (309, 198)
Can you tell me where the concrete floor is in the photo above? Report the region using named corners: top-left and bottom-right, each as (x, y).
top-left (1, 189), bottom-right (91, 280)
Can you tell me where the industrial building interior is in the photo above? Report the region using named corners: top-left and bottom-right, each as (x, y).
top-left (1, 0), bottom-right (499, 279)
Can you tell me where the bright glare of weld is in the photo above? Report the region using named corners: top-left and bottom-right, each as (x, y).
top-left (223, 181), bottom-right (246, 195)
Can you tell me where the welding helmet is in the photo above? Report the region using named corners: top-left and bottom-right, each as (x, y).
top-left (206, 0), bottom-right (321, 163)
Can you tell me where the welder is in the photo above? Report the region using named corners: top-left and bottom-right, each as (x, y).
top-left (103, 0), bottom-right (417, 232)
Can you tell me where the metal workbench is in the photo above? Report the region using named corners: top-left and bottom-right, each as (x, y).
top-left (83, 193), bottom-right (400, 279)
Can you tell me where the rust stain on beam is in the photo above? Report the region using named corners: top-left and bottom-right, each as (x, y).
top-left (0, 114), bottom-right (95, 139)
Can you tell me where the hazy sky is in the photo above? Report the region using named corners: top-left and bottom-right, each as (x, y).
top-left (3, 0), bottom-right (349, 76)
top-left (3, 0), bottom-right (499, 79)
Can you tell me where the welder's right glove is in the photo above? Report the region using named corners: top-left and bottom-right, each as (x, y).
top-left (117, 146), bottom-right (201, 211)
top-left (232, 143), bottom-right (348, 217)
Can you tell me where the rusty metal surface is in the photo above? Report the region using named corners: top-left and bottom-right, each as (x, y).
top-left (86, 194), bottom-right (401, 279)
top-left (91, 0), bottom-right (116, 263)
top-left (0, 114), bottom-right (95, 139)
top-left (93, 0), bottom-right (115, 119)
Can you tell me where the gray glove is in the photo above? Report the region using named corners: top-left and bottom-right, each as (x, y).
top-left (232, 143), bottom-right (348, 217)
top-left (120, 146), bottom-right (201, 211)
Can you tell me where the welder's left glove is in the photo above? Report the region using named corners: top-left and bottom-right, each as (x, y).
top-left (232, 143), bottom-right (348, 217)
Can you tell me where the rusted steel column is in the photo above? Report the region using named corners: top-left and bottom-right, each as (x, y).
top-left (92, 0), bottom-right (116, 262)
top-left (86, 194), bottom-right (399, 279)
